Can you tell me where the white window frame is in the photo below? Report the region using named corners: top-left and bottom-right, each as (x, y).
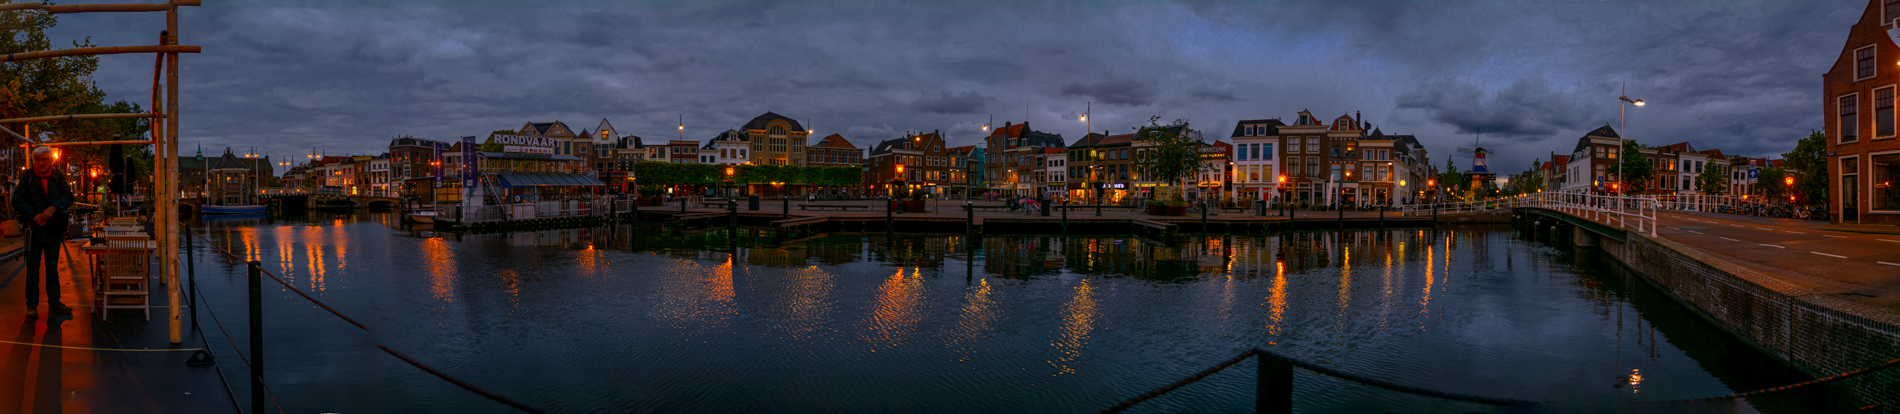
top-left (1880, 85), bottom-right (1898, 140)
top-left (1857, 44), bottom-right (1879, 82)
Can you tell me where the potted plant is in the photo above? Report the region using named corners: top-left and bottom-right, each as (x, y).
top-left (637, 185), bottom-right (666, 206)
top-left (904, 191), bottom-right (928, 213)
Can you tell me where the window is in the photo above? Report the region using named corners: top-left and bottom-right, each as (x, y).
top-left (1306, 157), bottom-right (1320, 177)
top-left (1877, 154), bottom-right (1900, 211)
top-left (1883, 87), bottom-right (1897, 138)
top-left (1858, 45), bottom-right (1878, 81)
top-left (1237, 145), bottom-right (1248, 161)
top-left (769, 126), bottom-right (786, 136)
top-left (1843, 94), bottom-right (1860, 143)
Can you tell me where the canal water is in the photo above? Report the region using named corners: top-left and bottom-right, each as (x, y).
top-left (183, 212), bottom-right (1849, 413)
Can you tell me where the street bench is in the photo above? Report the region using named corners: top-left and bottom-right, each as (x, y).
top-left (800, 204), bottom-right (871, 211)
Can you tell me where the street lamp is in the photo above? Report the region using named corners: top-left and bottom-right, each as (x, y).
top-left (1618, 82), bottom-right (1644, 197)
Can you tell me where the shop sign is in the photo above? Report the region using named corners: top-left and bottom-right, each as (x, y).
top-left (490, 134), bottom-right (560, 154)
top-left (1099, 183), bottom-right (1125, 189)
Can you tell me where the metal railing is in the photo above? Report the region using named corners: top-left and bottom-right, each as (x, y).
top-left (1401, 193), bottom-right (1658, 238)
top-left (1642, 194), bottom-right (1742, 213)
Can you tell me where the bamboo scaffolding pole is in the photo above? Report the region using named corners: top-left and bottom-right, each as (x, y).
top-left (0, 112), bottom-right (159, 124)
top-left (164, 7), bottom-right (182, 344)
top-left (1, 45), bottom-right (199, 62)
top-left (0, 0), bottom-right (198, 13)
top-left (37, 140), bottom-right (153, 147)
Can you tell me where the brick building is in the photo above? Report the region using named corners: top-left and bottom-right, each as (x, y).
top-left (866, 131), bottom-right (951, 197)
top-left (1822, 0), bottom-right (1900, 224)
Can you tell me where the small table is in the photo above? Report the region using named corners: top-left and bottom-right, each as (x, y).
top-left (80, 238), bottom-right (155, 321)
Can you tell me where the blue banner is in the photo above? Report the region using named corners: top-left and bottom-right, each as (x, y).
top-left (461, 135), bottom-right (478, 187)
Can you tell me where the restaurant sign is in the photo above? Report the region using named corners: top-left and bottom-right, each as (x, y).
top-left (490, 134), bottom-right (561, 154)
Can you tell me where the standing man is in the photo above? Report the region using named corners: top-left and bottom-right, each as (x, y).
top-left (14, 147), bottom-right (72, 319)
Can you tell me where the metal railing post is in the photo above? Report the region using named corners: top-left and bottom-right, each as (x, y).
top-left (1257, 351), bottom-right (1293, 414)
top-left (248, 260), bottom-right (264, 414)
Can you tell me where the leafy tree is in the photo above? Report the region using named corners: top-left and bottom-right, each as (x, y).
top-left (1783, 130), bottom-right (1828, 205)
top-left (1436, 157), bottom-right (1467, 201)
top-left (0, 5), bottom-right (103, 128)
top-left (631, 161), bottom-right (678, 186)
top-left (1511, 158), bottom-right (1544, 195)
top-left (1757, 168), bottom-right (1789, 201)
top-left (1695, 160), bottom-right (1728, 195)
top-left (1132, 116), bottom-right (1206, 201)
top-left (1610, 140), bottom-right (1654, 194)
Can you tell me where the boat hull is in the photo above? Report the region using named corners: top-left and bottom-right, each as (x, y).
top-left (407, 213), bottom-right (436, 224)
top-left (202, 205), bottom-right (266, 215)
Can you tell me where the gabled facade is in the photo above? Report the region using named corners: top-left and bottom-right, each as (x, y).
top-left (741, 112), bottom-right (810, 166)
top-left (1230, 118), bottom-right (1284, 202)
top-left (866, 131), bottom-right (951, 196)
top-left (1561, 125), bottom-right (1627, 194)
top-left (1822, 0), bottom-right (1900, 223)
top-left (806, 133), bottom-right (862, 167)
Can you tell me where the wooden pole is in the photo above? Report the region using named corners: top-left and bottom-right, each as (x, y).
top-left (165, 8), bottom-right (184, 344)
top-left (0, 44), bottom-right (199, 62)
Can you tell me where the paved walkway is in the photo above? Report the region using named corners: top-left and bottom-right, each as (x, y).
top-left (1654, 210), bottom-right (1900, 312)
top-left (0, 240), bottom-right (233, 413)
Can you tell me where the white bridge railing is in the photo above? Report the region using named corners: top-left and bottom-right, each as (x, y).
top-left (1403, 192), bottom-right (1658, 238)
top-left (1640, 194), bottom-right (1742, 213)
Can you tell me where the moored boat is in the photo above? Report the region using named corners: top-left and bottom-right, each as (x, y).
top-left (407, 211), bottom-right (436, 224)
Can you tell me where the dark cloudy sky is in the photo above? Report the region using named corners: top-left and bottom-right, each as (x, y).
top-left (44, 0), bottom-right (1868, 174)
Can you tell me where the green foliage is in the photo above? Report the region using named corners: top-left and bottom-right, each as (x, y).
top-left (0, 6), bottom-right (102, 124)
top-left (491, 129), bottom-right (517, 135)
top-left (1132, 116), bottom-right (1206, 201)
top-left (477, 140), bottom-right (504, 152)
top-left (1783, 130), bottom-right (1828, 204)
top-left (1436, 157), bottom-right (1467, 199)
top-left (631, 161), bottom-right (679, 185)
top-left (1611, 140), bottom-right (1654, 194)
top-left (1695, 161), bottom-right (1728, 195)
top-left (1758, 168), bottom-right (1788, 201)
top-left (1509, 158), bottom-right (1544, 196)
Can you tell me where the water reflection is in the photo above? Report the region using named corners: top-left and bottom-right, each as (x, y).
top-left (181, 212), bottom-right (1845, 413)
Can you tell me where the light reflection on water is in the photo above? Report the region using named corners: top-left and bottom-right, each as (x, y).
top-left (182, 212), bottom-right (1850, 413)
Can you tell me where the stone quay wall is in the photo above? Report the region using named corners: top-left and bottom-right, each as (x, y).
top-left (1600, 232), bottom-right (1900, 408)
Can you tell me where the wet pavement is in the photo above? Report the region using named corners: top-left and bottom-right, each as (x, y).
top-left (0, 240), bottom-right (235, 414)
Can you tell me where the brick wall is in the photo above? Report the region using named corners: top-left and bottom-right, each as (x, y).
top-left (1822, 0), bottom-right (1900, 225)
top-left (1600, 233), bottom-right (1900, 408)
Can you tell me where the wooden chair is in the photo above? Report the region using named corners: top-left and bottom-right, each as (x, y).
top-left (83, 235), bottom-right (154, 321)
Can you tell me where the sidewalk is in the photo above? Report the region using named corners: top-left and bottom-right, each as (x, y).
top-left (1666, 210), bottom-right (1900, 236)
top-left (641, 198), bottom-right (1405, 221)
top-left (0, 240), bottom-right (234, 413)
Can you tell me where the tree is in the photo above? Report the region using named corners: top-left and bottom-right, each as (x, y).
top-left (1784, 130), bottom-right (1828, 205)
top-left (0, 5), bottom-right (103, 126)
top-left (1132, 116), bottom-right (1206, 201)
top-left (1512, 158), bottom-right (1544, 195)
top-left (1758, 167), bottom-right (1789, 201)
top-left (1610, 140), bottom-right (1655, 194)
top-left (1695, 160), bottom-right (1728, 196)
top-left (1436, 157), bottom-right (1467, 200)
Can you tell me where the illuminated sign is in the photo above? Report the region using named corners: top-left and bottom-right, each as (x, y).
top-left (489, 134), bottom-right (560, 154)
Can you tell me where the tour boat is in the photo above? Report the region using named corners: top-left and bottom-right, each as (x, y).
top-left (201, 204), bottom-right (266, 215)
top-left (407, 210), bottom-right (436, 224)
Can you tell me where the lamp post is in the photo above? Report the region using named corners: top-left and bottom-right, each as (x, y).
top-left (1617, 82), bottom-right (1644, 197)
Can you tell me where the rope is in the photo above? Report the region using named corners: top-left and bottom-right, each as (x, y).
top-left (0, 338), bottom-right (201, 352)
top-left (377, 344), bottom-right (546, 414)
top-left (195, 279), bottom-right (289, 414)
top-left (187, 229), bottom-right (544, 413)
top-left (1101, 350), bottom-right (1259, 413)
top-left (1102, 349), bottom-right (1533, 413)
top-left (1663, 356), bottom-right (1900, 403)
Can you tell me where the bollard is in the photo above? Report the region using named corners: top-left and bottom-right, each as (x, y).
top-left (1200, 201), bottom-right (1208, 234)
top-left (727, 201), bottom-right (738, 238)
top-left (680, 196), bottom-right (687, 214)
top-left (1062, 202), bottom-right (1069, 235)
top-left (886, 198), bottom-right (894, 231)
top-left (966, 202), bottom-right (974, 236)
top-left (248, 261), bottom-right (264, 414)
top-left (1379, 207), bottom-right (1385, 229)
top-left (1338, 202), bottom-right (1345, 230)
top-left (1257, 352), bottom-right (1293, 414)
top-left (783, 197), bottom-right (789, 218)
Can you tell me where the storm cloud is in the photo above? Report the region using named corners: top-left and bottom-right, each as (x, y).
top-left (36, 0), bottom-right (1868, 171)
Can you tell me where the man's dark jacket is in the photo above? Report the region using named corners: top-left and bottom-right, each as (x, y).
top-left (12, 169), bottom-right (71, 243)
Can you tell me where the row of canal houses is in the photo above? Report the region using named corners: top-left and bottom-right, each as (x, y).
top-left (1537, 124), bottom-right (1786, 203)
top-left (279, 110), bottom-right (1443, 207)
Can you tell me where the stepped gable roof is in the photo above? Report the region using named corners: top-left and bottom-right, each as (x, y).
top-left (741, 111), bottom-right (804, 132)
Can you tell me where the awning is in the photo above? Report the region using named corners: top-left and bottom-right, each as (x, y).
top-left (494, 173), bottom-right (606, 188)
